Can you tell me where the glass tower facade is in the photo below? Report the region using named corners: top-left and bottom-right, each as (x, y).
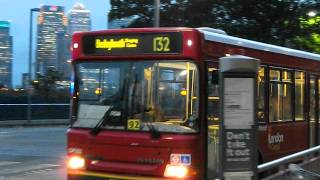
top-left (56, 32), bottom-right (70, 80)
top-left (36, 5), bottom-right (67, 75)
top-left (57, 3), bottom-right (91, 80)
top-left (0, 21), bottom-right (12, 88)
top-left (68, 3), bottom-right (91, 35)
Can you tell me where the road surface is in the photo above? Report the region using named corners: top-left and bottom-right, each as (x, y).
top-left (0, 126), bottom-right (67, 180)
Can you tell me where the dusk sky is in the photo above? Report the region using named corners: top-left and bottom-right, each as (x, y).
top-left (0, 0), bottom-right (110, 87)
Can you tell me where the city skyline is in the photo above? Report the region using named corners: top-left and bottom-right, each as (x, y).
top-left (0, 20), bottom-right (12, 88)
top-left (0, 0), bottom-right (110, 87)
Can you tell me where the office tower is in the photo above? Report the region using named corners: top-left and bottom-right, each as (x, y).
top-left (68, 3), bottom-right (91, 35)
top-left (36, 5), bottom-right (67, 75)
top-left (56, 32), bottom-right (71, 80)
top-left (0, 21), bottom-right (12, 88)
top-left (56, 3), bottom-right (91, 81)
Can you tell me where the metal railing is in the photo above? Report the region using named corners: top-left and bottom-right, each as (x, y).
top-left (289, 164), bottom-right (320, 178)
top-left (0, 103), bottom-right (70, 120)
top-left (258, 145), bottom-right (320, 173)
top-left (0, 104), bottom-right (70, 106)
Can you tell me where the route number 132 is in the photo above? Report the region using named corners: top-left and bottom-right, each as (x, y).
top-left (153, 37), bottom-right (170, 52)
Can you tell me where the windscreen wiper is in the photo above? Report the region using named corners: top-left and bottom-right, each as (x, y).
top-left (90, 106), bottom-right (114, 135)
top-left (128, 75), bottom-right (160, 139)
top-left (142, 108), bottom-right (161, 139)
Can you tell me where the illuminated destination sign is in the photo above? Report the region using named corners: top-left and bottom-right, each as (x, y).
top-left (82, 32), bottom-right (182, 55)
top-left (95, 38), bottom-right (139, 50)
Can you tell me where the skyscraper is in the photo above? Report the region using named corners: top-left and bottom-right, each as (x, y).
top-left (36, 5), bottom-right (67, 75)
top-left (56, 3), bottom-right (91, 80)
top-left (56, 32), bottom-right (70, 80)
top-left (0, 21), bottom-right (12, 88)
top-left (68, 3), bottom-right (91, 35)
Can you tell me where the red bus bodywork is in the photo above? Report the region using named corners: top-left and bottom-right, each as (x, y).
top-left (67, 27), bottom-right (320, 180)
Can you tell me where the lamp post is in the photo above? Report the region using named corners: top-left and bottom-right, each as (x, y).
top-left (154, 0), bottom-right (160, 27)
top-left (27, 8), bottom-right (40, 122)
top-left (307, 10), bottom-right (317, 17)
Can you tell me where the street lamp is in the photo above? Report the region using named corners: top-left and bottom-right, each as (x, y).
top-left (27, 8), bottom-right (40, 122)
top-left (307, 10), bottom-right (317, 17)
top-left (154, 0), bottom-right (160, 27)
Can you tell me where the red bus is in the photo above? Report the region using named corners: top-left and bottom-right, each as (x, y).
top-left (67, 27), bottom-right (320, 180)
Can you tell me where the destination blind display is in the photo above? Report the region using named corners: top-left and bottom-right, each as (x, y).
top-left (82, 32), bottom-right (182, 56)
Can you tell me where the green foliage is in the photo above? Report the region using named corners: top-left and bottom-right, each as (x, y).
top-left (294, 33), bottom-right (320, 53)
top-left (300, 16), bottom-right (320, 27)
top-left (32, 68), bottom-right (64, 99)
top-left (109, 0), bottom-right (320, 53)
top-left (296, 14), bottom-right (320, 53)
top-left (109, 0), bottom-right (216, 27)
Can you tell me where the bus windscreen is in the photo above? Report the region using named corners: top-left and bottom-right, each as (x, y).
top-left (82, 32), bottom-right (182, 56)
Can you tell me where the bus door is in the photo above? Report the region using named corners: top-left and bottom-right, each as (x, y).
top-left (206, 62), bottom-right (220, 179)
top-left (309, 75), bottom-right (318, 147)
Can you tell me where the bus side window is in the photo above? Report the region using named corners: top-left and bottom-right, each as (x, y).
top-left (257, 67), bottom-right (265, 123)
top-left (269, 69), bottom-right (293, 122)
top-left (295, 71), bottom-right (305, 121)
top-left (211, 70), bottom-right (219, 85)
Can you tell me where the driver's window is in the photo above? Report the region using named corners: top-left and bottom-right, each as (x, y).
top-left (77, 66), bottom-right (101, 100)
top-left (101, 68), bottom-right (120, 98)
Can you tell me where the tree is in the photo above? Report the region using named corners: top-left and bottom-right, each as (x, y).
top-left (109, 0), bottom-right (320, 53)
top-left (211, 0), bottom-right (320, 52)
top-left (32, 68), bottom-right (62, 100)
top-left (293, 4), bottom-right (320, 53)
top-left (109, 0), bottom-right (216, 28)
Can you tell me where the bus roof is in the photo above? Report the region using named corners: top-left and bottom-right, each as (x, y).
top-left (197, 27), bottom-right (320, 61)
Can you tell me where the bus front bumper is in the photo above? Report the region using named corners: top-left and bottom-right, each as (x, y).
top-left (67, 170), bottom-right (168, 180)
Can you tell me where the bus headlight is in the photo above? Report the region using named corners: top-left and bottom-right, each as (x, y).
top-left (68, 156), bottom-right (85, 170)
top-left (164, 164), bottom-right (188, 179)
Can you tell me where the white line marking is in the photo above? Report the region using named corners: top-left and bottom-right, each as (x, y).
top-left (0, 161), bottom-right (21, 166)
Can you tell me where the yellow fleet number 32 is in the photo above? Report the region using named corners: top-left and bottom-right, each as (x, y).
top-left (153, 37), bottom-right (170, 52)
